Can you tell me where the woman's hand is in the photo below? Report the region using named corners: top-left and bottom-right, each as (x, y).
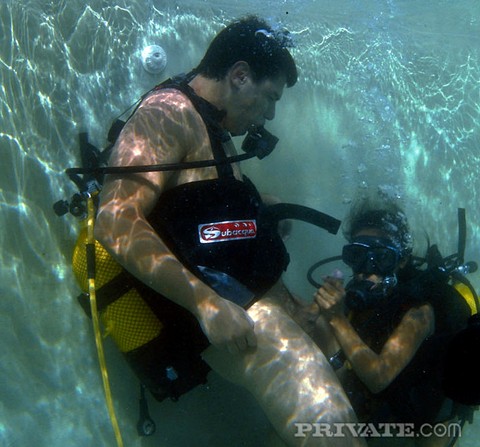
top-left (314, 276), bottom-right (346, 319)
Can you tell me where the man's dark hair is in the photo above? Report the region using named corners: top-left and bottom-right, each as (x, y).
top-left (195, 15), bottom-right (297, 87)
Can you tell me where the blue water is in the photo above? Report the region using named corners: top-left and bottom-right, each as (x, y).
top-left (1, 0), bottom-right (479, 445)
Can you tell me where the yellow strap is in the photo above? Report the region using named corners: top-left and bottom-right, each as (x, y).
top-left (86, 195), bottom-right (124, 447)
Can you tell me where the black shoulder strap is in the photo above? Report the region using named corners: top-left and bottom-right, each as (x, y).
top-left (156, 77), bottom-right (235, 179)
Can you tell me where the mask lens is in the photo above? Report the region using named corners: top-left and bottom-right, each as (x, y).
top-left (342, 244), bottom-right (369, 271)
top-left (374, 247), bottom-right (398, 275)
top-left (342, 237), bottom-right (400, 275)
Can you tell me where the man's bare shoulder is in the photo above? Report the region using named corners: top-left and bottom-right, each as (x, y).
top-left (108, 85), bottom-right (212, 175)
top-left (141, 87), bottom-right (195, 111)
top-left (133, 87), bottom-right (208, 147)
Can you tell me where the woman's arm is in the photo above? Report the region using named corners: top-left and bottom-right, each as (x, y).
top-left (315, 277), bottom-right (435, 393)
top-left (329, 304), bottom-right (434, 393)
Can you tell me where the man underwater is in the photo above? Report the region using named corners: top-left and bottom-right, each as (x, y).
top-left (93, 15), bottom-right (363, 447)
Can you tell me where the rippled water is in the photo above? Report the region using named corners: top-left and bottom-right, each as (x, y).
top-left (1, 0), bottom-right (479, 446)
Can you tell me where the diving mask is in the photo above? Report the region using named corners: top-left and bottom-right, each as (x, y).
top-left (342, 235), bottom-right (401, 277)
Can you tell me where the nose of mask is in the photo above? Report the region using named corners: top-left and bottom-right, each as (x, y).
top-left (357, 257), bottom-right (385, 276)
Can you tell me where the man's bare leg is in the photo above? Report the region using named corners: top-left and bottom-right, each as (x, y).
top-left (203, 297), bottom-right (366, 447)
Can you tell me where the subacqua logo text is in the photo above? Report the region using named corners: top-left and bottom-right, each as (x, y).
top-left (198, 220), bottom-right (257, 244)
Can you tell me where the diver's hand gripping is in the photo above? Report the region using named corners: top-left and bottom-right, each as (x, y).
top-left (314, 276), bottom-right (346, 320)
top-left (195, 295), bottom-right (257, 353)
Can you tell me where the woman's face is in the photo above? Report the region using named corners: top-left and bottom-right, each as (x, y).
top-left (349, 228), bottom-right (402, 285)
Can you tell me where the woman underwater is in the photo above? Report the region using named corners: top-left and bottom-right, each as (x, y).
top-left (295, 198), bottom-right (474, 446)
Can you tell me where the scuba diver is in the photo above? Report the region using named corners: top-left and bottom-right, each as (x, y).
top-left (297, 197), bottom-right (478, 446)
top-left (59, 15), bottom-right (365, 447)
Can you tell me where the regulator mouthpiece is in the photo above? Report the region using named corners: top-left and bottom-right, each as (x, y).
top-left (241, 126), bottom-right (279, 159)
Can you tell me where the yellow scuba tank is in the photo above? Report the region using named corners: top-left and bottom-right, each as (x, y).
top-left (453, 280), bottom-right (478, 316)
top-left (72, 225), bottom-right (163, 353)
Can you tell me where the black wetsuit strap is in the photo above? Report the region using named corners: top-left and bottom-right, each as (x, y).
top-left (158, 78), bottom-right (235, 179)
top-left (209, 135), bottom-right (235, 178)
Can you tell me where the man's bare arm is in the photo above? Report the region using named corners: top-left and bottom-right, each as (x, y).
top-left (95, 91), bottom-right (257, 352)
